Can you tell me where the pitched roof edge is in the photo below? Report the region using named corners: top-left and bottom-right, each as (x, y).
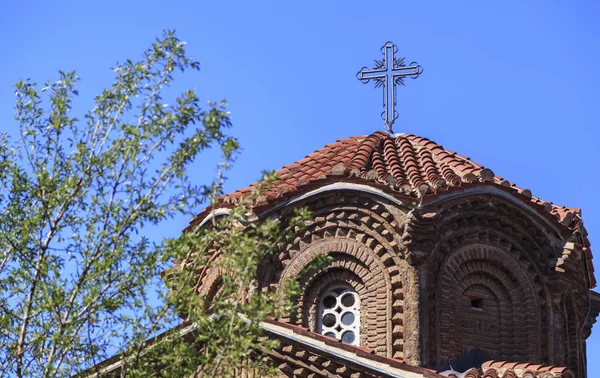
top-left (185, 131), bottom-right (585, 235)
top-left (186, 179), bottom-right (573, 239)
top-left (74, 321), bottom-right (196, 378)
top-left (262, 318), bottom-right (442, 378)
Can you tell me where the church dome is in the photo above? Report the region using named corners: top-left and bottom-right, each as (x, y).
top-left (182, 131), bottom-right (598, 377)
top-left (193, 131), bottom-right (582, 231)
top-left (188, 131), bottom-right (595, 288)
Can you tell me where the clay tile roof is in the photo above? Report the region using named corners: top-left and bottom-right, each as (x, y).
top-left (263, 320), bottom-right (576, 378)
top-left (191, 131), bottom-right (584, 225)
top-left (262, 317), bottom-right (442, 378)
top-left (187, 131), bottom-right (593, 285)
top-left (480, 360), bottom-right (575, 378)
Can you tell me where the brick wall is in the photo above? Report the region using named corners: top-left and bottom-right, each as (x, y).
top-left (458, 284), bottom-right (501, 358)
top-left (436, 245), bottom-right (540, 362)
top-left (274, 193), bottom-right (408, 360)
top-left (192, 189), bottom-right (595, 376)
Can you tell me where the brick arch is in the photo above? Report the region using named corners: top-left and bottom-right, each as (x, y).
top-left (455, 276), bottom-right (511, 353)
top-left (278, 238), bottom-right (393, 356)
top-left (451, 270), bottom-right (528, 357)
top-left (277, 193), bottom-right (405, 266)
top-left (418, 197), bottom-right (557, 365)
top-left (274, 193), bottom-right (409, 359)
top-left (428, 196), bottom-right (560, 279)
top-left (300, 267), bottom-right (366, 328)
top-left (197, 266), bottom-right (222, 298)
top-left (198, 255), bottom-right (253, 304)
top-left (436, 245), bottom-right (540, 363)
top-left (301, 269), bottom-right (368, 342)
top-left (435, 222), bottom-right (550, 285)
top-left (203, 275), bottom-right (223, 302)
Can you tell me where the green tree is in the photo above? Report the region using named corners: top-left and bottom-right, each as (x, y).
top-left (0, 31), bottom-right (307, 378)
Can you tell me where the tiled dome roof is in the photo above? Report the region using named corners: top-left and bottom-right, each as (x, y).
top-left (207, 131), bottom-right (581, 230)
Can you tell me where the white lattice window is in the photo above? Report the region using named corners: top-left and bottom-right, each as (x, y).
top-left (317, 285), bottom-right (360, 345)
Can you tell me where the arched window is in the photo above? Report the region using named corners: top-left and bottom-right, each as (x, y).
top-left (317, 284), bottom-right (360, 345)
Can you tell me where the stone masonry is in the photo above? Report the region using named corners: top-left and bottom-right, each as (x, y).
top-left (189, 132), bottom-right (600, 377)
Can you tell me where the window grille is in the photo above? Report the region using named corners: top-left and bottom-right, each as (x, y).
top-left (317, 285), bottom-right (360, 345)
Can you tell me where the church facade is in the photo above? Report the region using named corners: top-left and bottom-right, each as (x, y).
top-left (187, 131), bottom-right (599, 378)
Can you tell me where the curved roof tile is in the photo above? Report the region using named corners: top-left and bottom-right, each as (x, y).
top-left (190, 133), bottom-right (594, 265)
top-left (186, 130), bottom-right (595, 287)
top-left (203, 131), bottom-right (582, 228)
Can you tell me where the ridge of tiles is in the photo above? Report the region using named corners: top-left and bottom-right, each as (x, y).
top-left (206, 131), bottom-right (582, 231)
top-left (478, 360), bottom-right (575, 377)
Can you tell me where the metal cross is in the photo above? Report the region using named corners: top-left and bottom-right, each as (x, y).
top-left (357, 42), bottom-right (422, 133)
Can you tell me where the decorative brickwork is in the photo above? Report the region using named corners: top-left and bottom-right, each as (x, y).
top-left (190, 132), bottom-right (585, 235)
top-left (479, 360), bottom-right (575, 378)
top-left (182, 131), bottom-right (598, 377)
top-left (404, 194), bottom-right (571, 367)
top-left (436, 245), bottom-right (540, 362)
top-left (281, 239), bottom-right (389, 354)
top-left (272, 193), bottom-right (409, 359)
top-left (261, 318), bottom-right (442, 378)
top-left (197, 261), bottom-right (223, 299)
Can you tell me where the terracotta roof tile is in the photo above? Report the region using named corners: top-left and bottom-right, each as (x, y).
top-left (480, 360), bottom-right (574, 377)
top-left (264, 318), bottom-right (576, 378)
top-left (263, 317), bottom-right (442, 378)
top-left (187, 131), bottom-right (594, 285)
top-left (201, 132), bottom-right (580, 222)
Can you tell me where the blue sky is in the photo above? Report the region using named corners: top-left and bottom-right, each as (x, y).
top-left (1, 0), bottom-right (599, 375)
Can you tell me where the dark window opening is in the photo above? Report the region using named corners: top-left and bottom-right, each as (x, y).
top-left (471, 298), bottom-right (484, 310)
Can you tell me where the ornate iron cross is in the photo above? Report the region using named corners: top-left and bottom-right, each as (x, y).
top-left (357, 42), bottom-right (422, 133)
